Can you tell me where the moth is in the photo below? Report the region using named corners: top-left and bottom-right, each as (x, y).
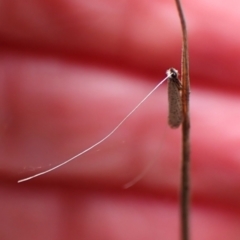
top-left (166, 68), bottom-right (182, 128)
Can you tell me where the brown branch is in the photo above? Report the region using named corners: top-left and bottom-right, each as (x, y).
top-left (174, 0), bottom-right (191, 240)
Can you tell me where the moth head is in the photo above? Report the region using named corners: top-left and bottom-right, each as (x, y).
top-left (166, 68), bottom-right (179, 79)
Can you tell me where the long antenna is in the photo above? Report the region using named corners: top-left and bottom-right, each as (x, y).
top-left (18, 74), bottom-right (171, 183)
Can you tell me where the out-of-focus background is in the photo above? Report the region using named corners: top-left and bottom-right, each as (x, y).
top-left (1, 0), bottom-right (240, 239)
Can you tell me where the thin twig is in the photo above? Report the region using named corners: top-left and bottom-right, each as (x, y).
top-left (174, 0), bottom-right (191, 240)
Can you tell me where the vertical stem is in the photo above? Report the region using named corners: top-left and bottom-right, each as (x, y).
top-left (174, 0), bottom-right (191, 240)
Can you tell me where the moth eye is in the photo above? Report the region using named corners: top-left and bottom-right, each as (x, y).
top-left (171, 72), bottom-right (177, 78)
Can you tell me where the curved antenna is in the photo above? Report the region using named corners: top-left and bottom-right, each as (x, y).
top-left (18, 74), bottom-right (171, 183)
